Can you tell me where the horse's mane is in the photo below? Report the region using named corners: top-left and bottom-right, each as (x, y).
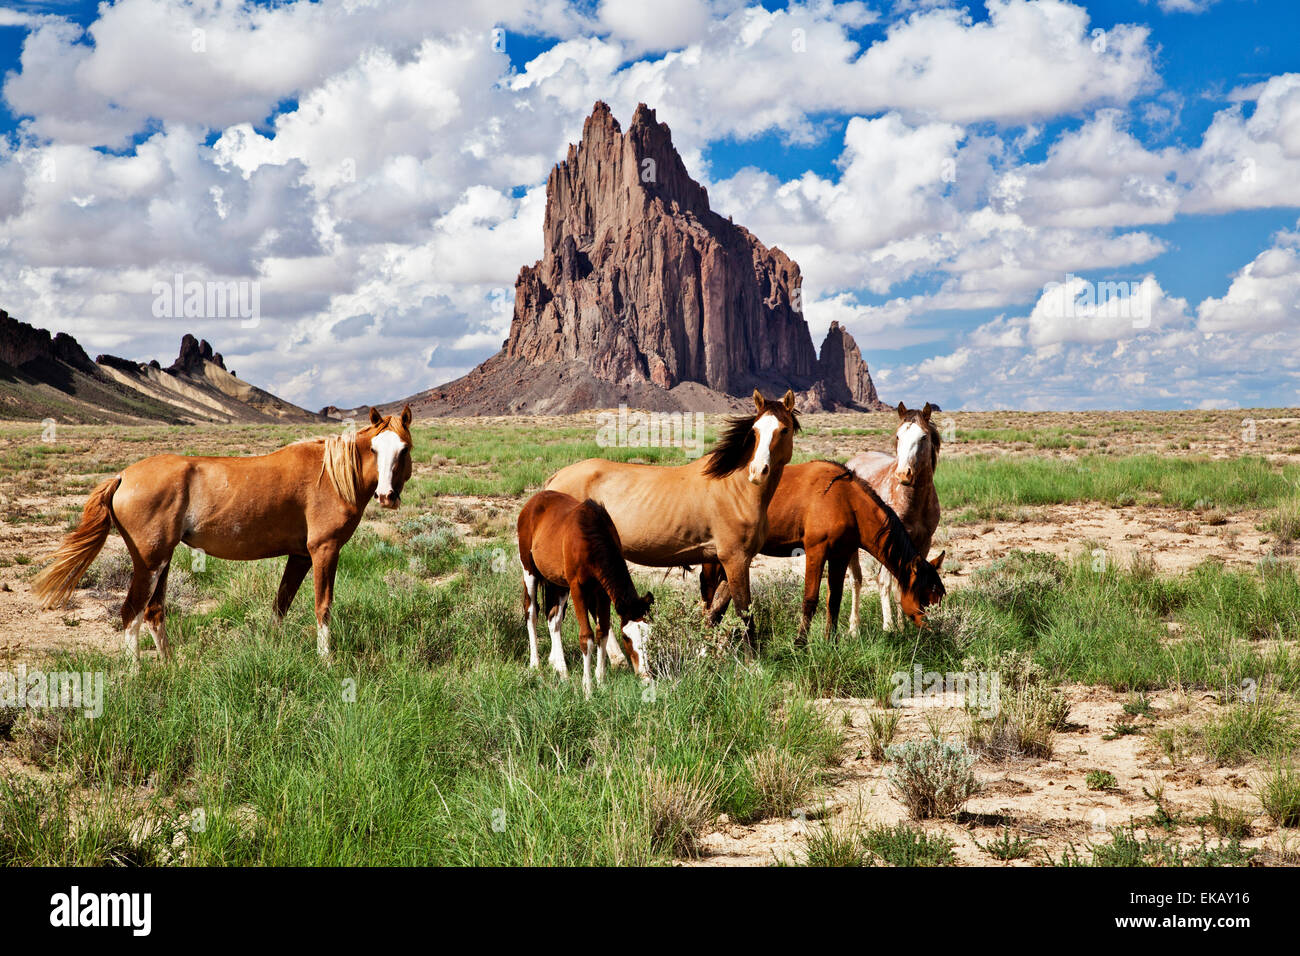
top-left (702, 403), bottom-right (800, 479)
top-left (320, 433), bottom-right (362, 507)
top-left (575, 499), bottom-right (642, 616)
top-left (819, 459), bottom-right (920, 574)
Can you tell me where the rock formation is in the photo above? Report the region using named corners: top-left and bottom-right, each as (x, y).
top-left (398, 102), bottom-right (884, 416)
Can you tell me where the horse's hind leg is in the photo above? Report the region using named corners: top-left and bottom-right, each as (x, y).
top-left (142, 559), bottom-right (173, 662)
top-left (521, 557), bottom-right (541, 670)
top-left (120, 560), bottom-right (156, 664)
top-left (273, 555), bottom-right (311, 623)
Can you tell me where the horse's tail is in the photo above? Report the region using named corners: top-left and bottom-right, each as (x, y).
top-left (31, 475), bottom-right (121, 610)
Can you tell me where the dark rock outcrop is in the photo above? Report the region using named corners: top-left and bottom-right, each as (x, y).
top-left (400, 102), bottom-right (883, 416)
top-left (168, 333), bottom-right (227, 375)
top-left (814, 322), bottom-right (883, 409)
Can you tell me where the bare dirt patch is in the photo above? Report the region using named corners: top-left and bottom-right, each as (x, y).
top-left (691, 685), bottom-right (1281, 867)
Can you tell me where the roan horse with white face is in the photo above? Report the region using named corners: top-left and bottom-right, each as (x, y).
top-left (546, 390), bottom-right (798, 649)
top-left (32, 406), bottom-right (415, 662)
top-left (845, 402), bottom-right (943, 630)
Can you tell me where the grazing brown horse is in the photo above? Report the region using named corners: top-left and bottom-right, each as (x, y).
top-left (698, 460), bottom-right (945, 641)
top-left (517, 491), bottom-right (654, 697)
top-left (846, 402), bottom-right (942, 630)
top-left (546, 390), bottom-right (798, 648)
top-left (32, 406), bottom-right (415, 662)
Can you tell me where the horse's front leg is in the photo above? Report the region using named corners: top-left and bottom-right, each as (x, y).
top-left (273, 554), bottom-right (312, 623)
top-left (700, 562), bottom-right (731, 623)
top-left (876, 562), bottom-right (895, 630)
top-left (571, 585), bottom-right (596, 699)
top-left (593, 592), bottom-right (613, 688)
top-left (826, 547), bottom-right (851, 641)
top-left (798, 543), bottom-right (828, 646)
top-left (310, 542), bottom-right (342, 660)
top-left (721, 554), bottom-right (757, 652)
top-left (847, 553), bottom-right (862, 634)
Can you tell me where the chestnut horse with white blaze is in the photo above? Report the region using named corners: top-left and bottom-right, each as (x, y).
top-left (699, 460), bottom-right (945, 640)
top-left (546, 390), bottom-right (798, 648)
top-left (31, 406), bottom-right (415, 662)
top-left (517, 490), bottom-right (654, 697)
top-left (845, 402), bottom-right (942, 630)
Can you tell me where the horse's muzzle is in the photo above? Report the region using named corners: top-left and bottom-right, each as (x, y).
top-left (375, 493), bottom-right (400, 509)
top-left (896, 470), bottom-right (915, 486)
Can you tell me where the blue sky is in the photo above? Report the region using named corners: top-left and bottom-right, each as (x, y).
top-left (0, 0), bottom-right (1298, 410)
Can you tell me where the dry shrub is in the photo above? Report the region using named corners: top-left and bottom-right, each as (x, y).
top-left (964, 649), bottom-right (1070, 760)
top-left (885, 738), bottom-right (978, 820)
top-left (866, 709), bottom-right (900, 761)
top-left (744, 747), bottom-right (818, 819)
top-left (645, 766), bottom-right (718, 858)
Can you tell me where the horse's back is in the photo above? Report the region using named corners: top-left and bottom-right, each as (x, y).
top-left (845, 451), bottom-right (894, 488)
top-left (546, 457), bottom-right (715, 565)
top-left (112, 444), bottom-right (323, 561)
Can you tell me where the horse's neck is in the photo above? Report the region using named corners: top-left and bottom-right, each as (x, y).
top-left (849, 484), bottom-right (913, 580)
top-left (891, 459), bottom-right (934, 516)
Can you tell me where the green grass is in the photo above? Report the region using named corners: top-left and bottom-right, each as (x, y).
top-left (862, 824), bottom-right (956, 866)
top-left (938, 454), bottom-right (1300, 521)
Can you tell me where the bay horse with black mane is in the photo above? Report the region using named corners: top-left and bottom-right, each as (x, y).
top-left (846, 402), bottom-right (943, 630)
top-left (32, 406), bottom-right (415, 662)
top-left (699, 460), bottom-right (945, 641)
top-left (517, 490), bottom-right (654, 697)
top-left (546, 389), bottom-right (798, 649)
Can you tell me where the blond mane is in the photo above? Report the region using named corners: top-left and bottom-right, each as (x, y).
top-left (319, 433), bottom-right (362, 507)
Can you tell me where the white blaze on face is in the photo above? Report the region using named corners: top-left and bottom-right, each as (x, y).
top-left (621, 620), bottom-right (651, 678)
top-left (896, 421), bottom-right (927, 481)
top-left (371, 429), bottom-right (407, 500)
top-left (748, 411), bottom-right (781, 484)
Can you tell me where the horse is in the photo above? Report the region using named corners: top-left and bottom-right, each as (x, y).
top-left (546, 389), bottom-right (798, 648)
top-left (698, 460), bottom-right (945, 641)
top-left (517, 490), bottom-right (654, 697)
top-left (845, 401), bottom-right (942, 630)
top-left (31, 406), bottom-right (415, 662)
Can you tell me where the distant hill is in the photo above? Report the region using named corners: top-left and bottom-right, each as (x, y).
top-left (0, 311), bottom-right (323, 425)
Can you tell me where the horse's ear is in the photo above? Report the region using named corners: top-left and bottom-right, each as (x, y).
top-left (369, 407), bottom-right (383, 426)
top-left (930, 550), bottom-right (945, 570)
top-left (752, 389), bottom-right (765, 412)
top-left (896, 401), bottom-right (907, 420)
top-left (400, 404), bottom-right (413, 429)
top-left (781, 389), bottom-right (795, 411)
top-left (921, 402), bottom-right (933, 422)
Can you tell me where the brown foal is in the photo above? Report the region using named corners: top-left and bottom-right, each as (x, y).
top-left (517, 490), bottom-right (654, 697)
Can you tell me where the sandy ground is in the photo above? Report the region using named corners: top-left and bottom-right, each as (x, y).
top-left (690, 684), bottom-right (1283, 866)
